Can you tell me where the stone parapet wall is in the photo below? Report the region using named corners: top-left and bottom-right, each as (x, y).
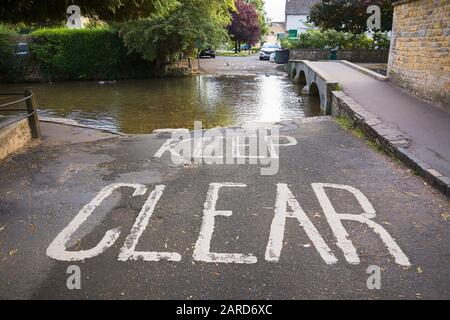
top-left (0, 118), bottom-right (32, 162)
top-left (289, 49), bottom-right (389, 63)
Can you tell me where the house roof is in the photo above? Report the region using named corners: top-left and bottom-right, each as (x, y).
top-left (271, 21), bottom-right (285, 28)
top-left (285, 0), bottom-right (320, 15)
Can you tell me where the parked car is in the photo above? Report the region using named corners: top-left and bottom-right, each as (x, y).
top-left (16, 42), bottom-right (30, 56)
top-left (259, 43), bottom-right (280, 60)
top-left (199, 48), bottom-right (216, 58)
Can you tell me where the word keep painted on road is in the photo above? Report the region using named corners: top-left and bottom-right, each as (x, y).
top-left (153, 124), bottom-right (297, 175)
top-left (47, 182), bottom-right (411, 267)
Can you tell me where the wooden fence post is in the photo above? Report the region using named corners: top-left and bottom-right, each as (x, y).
top-left (24, 89), bottom-right (41, 139)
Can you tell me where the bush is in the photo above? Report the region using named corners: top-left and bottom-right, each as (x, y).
top-left (0, 25), bottom-right (30, 81)
top-left (372, 32), bottom-right (391, 50)
top-left (281, 29), bottom-right (390, 50)
top-left (30, 27), bottom-right (154, 80)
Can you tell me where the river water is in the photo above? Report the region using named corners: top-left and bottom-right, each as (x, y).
top-left (0, 75), bottom-right (320, 134)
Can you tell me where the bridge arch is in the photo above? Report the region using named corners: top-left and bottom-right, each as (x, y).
top-left (298, 71), bottom-right (306, 86)
top-left (309, 82), bottom-right (319, 96)
top-left (291, 67), bottom-right (298, 83)
top-left (288, 60), bottom-right (339, 115)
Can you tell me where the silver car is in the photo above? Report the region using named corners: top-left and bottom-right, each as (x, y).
top-left (259, 43), bottom-right (281, 60)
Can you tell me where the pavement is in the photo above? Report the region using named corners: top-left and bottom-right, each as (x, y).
top-left (0, 118), bottom-right (449, 299)
top-left (312, 61), bottom-right (450, 179)
top-left (39, 121), bottom-right (120, 145)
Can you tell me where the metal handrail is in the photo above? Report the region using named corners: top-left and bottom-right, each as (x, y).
top-left (0, 94), bottom-right (33, 109)
top-left (0, 89), bottom-right (41, 139)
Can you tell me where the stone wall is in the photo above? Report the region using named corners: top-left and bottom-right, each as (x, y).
top-left (388, 0), bottom-right (449, 110)
top-left (0, 118), bottom-right (32, 161)
top-left (289, 49), bottom-right (389, 63)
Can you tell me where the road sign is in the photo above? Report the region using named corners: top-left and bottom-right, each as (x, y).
top-left (288, 29), bottom-right (298, 39)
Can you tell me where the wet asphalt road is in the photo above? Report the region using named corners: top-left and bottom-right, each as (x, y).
top-left (199, 55), bottom-right (285, 76)
top-left (0, 117), bottom-right (449, 299)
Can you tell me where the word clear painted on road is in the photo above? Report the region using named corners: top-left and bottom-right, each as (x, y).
top-left (47, 182), bottom-right (411, 267)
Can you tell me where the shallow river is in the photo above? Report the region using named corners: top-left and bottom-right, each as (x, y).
top-left (0, 75), bottom-right (320, 134)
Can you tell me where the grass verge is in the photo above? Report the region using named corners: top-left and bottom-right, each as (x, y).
top-left (335, 116), bottom-right (384, 153)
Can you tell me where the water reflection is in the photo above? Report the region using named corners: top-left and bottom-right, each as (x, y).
top-left (0, 75), bottom-right (320, 134)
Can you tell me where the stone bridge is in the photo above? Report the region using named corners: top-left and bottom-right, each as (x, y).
top-left (288, 60), bottom-right (339, 115)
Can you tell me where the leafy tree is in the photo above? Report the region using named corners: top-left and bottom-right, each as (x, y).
top-left (228, 0), bottom-right (261, 52)
top-left (308, 0), bottom-right (393, 34)
top-left (244, 0), bottom-right (269, 37)
top-left (0, 0), bottom-right (178, 25)
top-left (119, 0), bottom-right (234, 71)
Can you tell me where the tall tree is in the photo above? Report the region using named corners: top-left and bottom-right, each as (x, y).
top-left (228, 0), bottom-right (261, 53)
top-left (308, 0), bottom-right (393, 34)
top-left (244, 0), bottom-right (269, 37)
top-left (120, 0), bottom-right (234, 70)
top-left (0, 0), bottom-right (178, 25)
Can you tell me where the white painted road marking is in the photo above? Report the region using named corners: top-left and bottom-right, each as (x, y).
top-left (47, 182), bottom-right (410, 267)
top-left (193, 182), bottom-right (258, 264)
top-left (47, 183), bottom-right (147, 261)
top-left (154, 133), bottom-right (297, 162)
top-left (118, 185), bottom-right (181, 262)
top-left (312, 183), bottom-right (411, 267)
top-left (265, 184), bottom-right (338, 264)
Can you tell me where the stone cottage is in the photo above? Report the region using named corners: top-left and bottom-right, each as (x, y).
top-left (285, 0), bottom-right (320, 35)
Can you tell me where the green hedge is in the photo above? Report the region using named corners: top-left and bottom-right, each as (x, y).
top-left (281, 29), bottom-right (390, 50)
top-left (0, 25), bottom-right (29, 81)
top-left (30, 27), bottom-right (154, 80)
top-left (0, 26), bottom-right (15, 78)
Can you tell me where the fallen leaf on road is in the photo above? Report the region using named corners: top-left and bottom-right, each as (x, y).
top-left (9, 249), bottom-right (18, 256)
top-left (417, 267), bottom-right (423, 274)
top-left (402, 266), bottom-right (411, 270)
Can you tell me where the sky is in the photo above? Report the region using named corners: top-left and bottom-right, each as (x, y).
top-left (264, 0), bottom-right (285, 22)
